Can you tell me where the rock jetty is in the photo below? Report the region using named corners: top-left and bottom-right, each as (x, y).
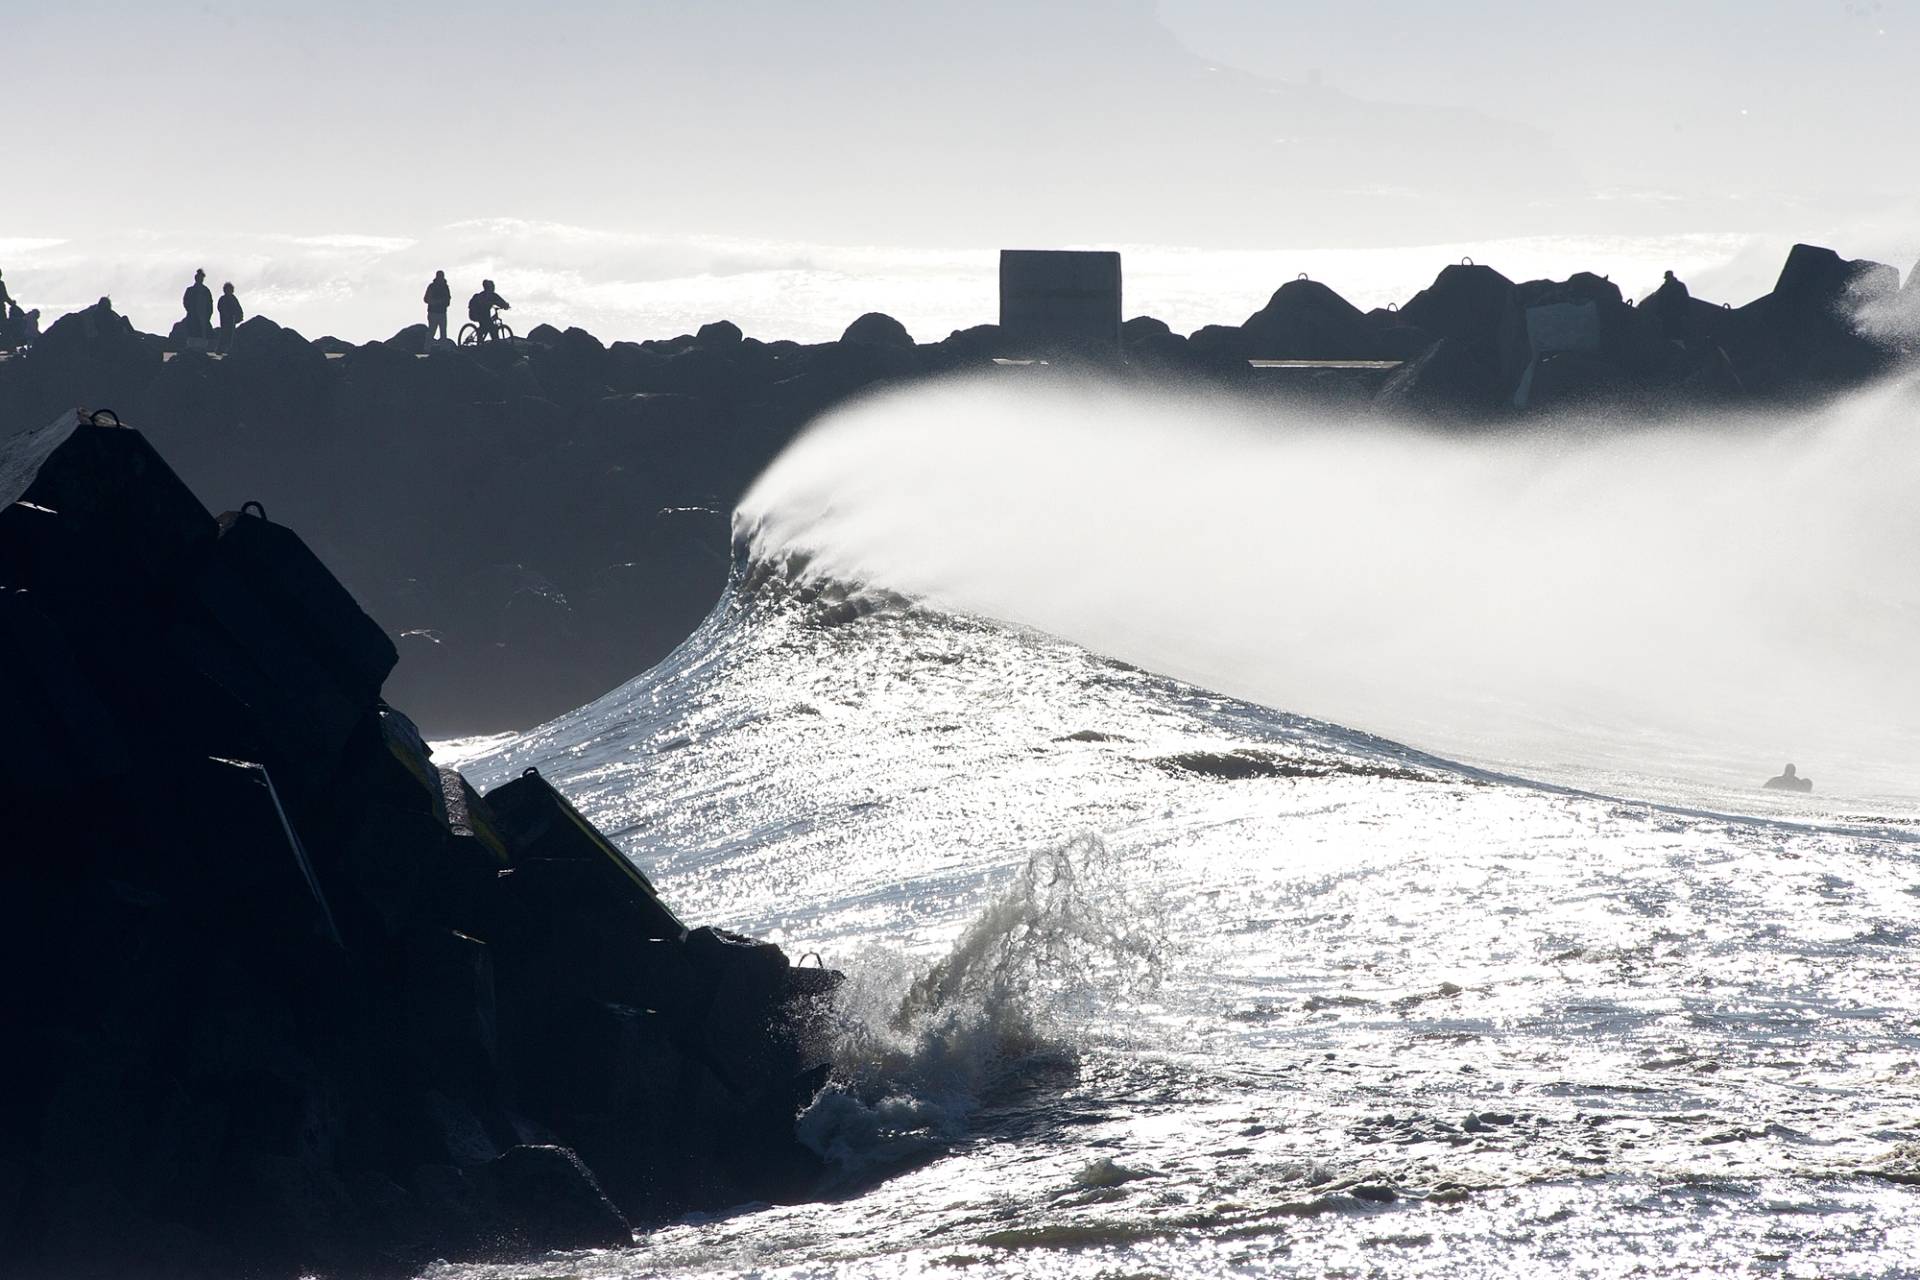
top-left (0, 244), bottom-right (1912, 735)
top-left (0, 410), bottom-right (838, 1278)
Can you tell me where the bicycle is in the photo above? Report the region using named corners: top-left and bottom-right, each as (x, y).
top-left (458, 307), bottom-right (515, 346)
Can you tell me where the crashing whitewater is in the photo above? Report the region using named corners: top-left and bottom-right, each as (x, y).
top-left (442, 375), bottom-right (1920, 1278)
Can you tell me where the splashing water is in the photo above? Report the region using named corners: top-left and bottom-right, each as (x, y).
top-left (796, 836), bottom-right (1169, 1185)
top-left (740, 372), bottom-right (1920, 809)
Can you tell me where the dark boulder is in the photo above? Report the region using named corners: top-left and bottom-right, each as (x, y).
top-left (163, 506), bottom-right (397, 802)
top-left (0, 409), bottom-right (218, 735)
top-left (527, 327), bottom-right (612, 405)
top-left (227, 315), bottom-right (318, 365)
top-left (768, 340), bottom-right (921, 424)
top-left (1720, 243), bottom-right (1902, 390)
top-left (696, 319), bottom-right (744, 348)
top-left (1772, 242), bottom-right (1899, 311)
top-left (385, 323), bottom-right (429, 351)
top-left (1514, 350), bottom-right (1636, 416)
top-left (0, 588), bottom-right (130, 785)
top-left (1514, 271), bottom-right (1622, 310)
top-left (485, 767), bottom-right (685, 944)
top-left (1398, 262), bottom-right (1522, 387)
top-left (2, 302), bottom-right (160, 428)
top-left (1122, 315), bottom-right (1174, 343)
top-left (1374, 337), bottom-right (1507, 421)
top-left (1239, 278), bottom-right (1378, 359)
top-left (841, 311), bottom-right (914, 348)
top-left (935, 323), bottom-right (1003, 363)
top-left (1120, 315), bottom-right (1188, 369)
top-left (1362, 308), bottom-right (1436, 362)
top-left (1184, 323), bottom-right (1254, 375)
top-left (483, 1146), bottom-right (631, 1254)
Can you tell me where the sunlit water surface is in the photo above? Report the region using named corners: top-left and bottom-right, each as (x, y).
top-left (437, 563), bottom-right (1920, 1280)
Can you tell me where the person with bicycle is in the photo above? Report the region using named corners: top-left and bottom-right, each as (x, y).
top-left (466, 279), bottom-right (511, 341)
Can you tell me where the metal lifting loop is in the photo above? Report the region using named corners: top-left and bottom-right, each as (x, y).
top-left (1296, 272), bottom-right (1310, 281)
top-left (240, 500), bottom-right (268, 521)
top-left (799, 951), bottom-right (824, 968)
top-left (1386, 302), bottom-right (1398, 312)
top-left (522, 766), bottom-right (541, 778)
top-left (1460, 256), bottom-right (1475, 267)
top-left (87, 409), bottom-right (123, 428)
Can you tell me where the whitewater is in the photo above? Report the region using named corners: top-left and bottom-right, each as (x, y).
top-left (441, 374), bottom-right (1920, 1278)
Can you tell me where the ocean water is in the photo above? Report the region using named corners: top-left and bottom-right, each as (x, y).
top-left (440, 376), bottom-right (1920, 1278)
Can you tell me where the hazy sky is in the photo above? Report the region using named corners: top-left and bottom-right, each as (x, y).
top-left (4, 0), bottom-right (1914, 338)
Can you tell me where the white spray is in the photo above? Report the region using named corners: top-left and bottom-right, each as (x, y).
top-left (740, 373), bottom-right (1920, 806)
top-left (796, 837), bottom-right (1168, 1185)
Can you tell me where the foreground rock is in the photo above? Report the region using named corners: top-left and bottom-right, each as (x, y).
top-left (0, 244), bottom-right (1910, 735)
top-left (0, 410), bottom-right (838, 1279)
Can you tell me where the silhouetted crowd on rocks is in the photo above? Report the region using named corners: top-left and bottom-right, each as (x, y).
top-left (0, 265), bottom-right (528, 356)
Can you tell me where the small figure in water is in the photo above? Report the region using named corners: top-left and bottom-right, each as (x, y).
top-left (1763, 763), bottom-right (1812, 793)
top-left (216, 282), bottom-right (243, 353)
top-left (424, 270), bottom-right (452, 343)
top-left (181, 269), bottom-right (215, 344)
top-left (467, 278), bottom-right (510, 340)
top-left (1650, 269), bottom-right (1691, 343)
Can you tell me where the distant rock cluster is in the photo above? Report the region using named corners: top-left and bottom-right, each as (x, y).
top-left (1, 412), bottom-right (838, 1278)
top-left (1151, 243), bottom-right (1917, 416)
top-left (0, 243), bottom-right (1911, 734)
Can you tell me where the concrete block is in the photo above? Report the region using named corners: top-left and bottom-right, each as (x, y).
top-left (999, 250), bottom-right (1122, 356)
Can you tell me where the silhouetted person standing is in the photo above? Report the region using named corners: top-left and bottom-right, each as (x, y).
top-left (182, 269), bottom-right (214, 344)
top-left (468, 278), bottom-right (510, 341)
top-left (1650, 269), bottom-right (1691, 343)
top-left (0, 269), bottom-right (13, 316)
top-left (424, 270), bottom-right (452, 343)
top-left (217, 282), bottom-right (243, 353)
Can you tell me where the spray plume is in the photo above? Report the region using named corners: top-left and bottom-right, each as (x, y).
top-left (740, 373), bottom-right (1920, 806)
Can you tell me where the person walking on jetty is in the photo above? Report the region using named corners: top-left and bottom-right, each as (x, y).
top-left (217, 282), bottom-right (244, 353)
top-left (1650, 269), bottom-right (1691, 344)
top-left (467, 278), bottom-right (510, 341)
top-left (181, 269), bottom-right (215, 346)
top-left (424, 270), bottom-right (452, 344)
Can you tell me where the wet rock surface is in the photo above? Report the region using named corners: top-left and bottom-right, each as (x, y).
top-left (0, 243), bottom-right (1910, 735)
top-left (0, 411), bottom-right (840, 1278)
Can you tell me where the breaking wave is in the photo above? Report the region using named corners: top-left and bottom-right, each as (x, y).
top-left (739, 372), bottom-right (1920, 807)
